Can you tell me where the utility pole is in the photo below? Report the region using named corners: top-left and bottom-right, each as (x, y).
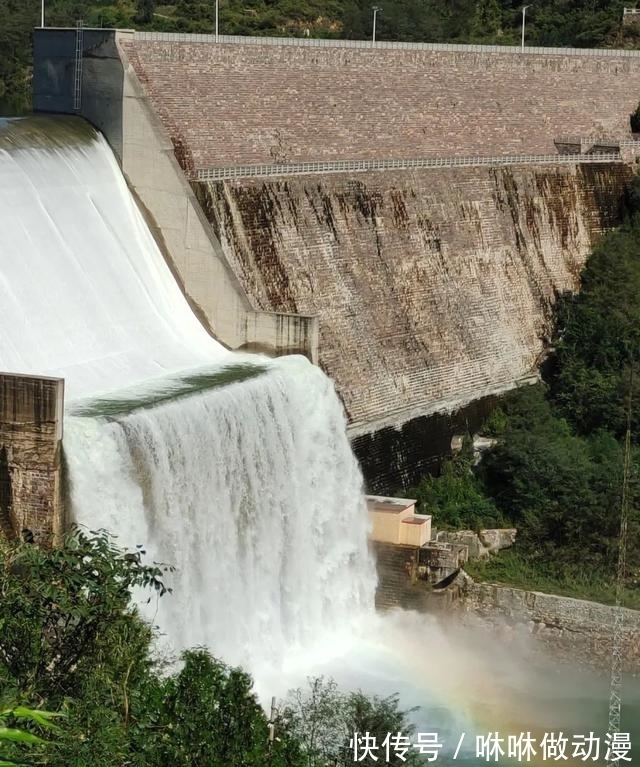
top-left (372, 7), bottom-right (381, 44)
top-left (521, 5), bottom-right (531, 51)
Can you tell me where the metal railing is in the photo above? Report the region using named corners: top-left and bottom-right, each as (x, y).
top-left (130, 29), bottom-right (640, 59)
top-left (193, 152), bottom-right (622, 181)
top-left (623, 7), bottom-right (640, 14)
top-left (555, 135), bottom-right (640, 148)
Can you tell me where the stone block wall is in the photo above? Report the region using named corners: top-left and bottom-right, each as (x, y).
top-left (372, 541), bottom-right (430, 610)
top-left (198, 162), bottom-right (631, 431)
top-left (0, 374), bottom-right (65, 543)
top-left (460, 582), bottom-right (640, 669)
top-left (121, 37), bottom-right (640, 169)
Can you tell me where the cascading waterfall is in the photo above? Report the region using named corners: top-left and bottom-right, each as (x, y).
top-left (0, 115), bottom-right (376, 674)
top-left (64, 359), bottom-right (374, 671)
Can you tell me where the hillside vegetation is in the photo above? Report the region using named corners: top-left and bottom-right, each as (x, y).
top-left (2, 0), bottom-right (640, 113)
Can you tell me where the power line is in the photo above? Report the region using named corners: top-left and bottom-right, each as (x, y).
top-left (607, 367), bottom-right (633, 763)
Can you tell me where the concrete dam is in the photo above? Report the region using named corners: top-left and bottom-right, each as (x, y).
top-left (1, 26), bottom-right (639, 722)
top-left (25, 28), bottom-right (640, 494)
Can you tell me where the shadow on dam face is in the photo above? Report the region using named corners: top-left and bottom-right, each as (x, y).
top-left (352, 393), bottom-right (502, 495)
top-left (0, 446), bottom-right (13, 539)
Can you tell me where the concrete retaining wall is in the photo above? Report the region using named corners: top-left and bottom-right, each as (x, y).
top-left (0, 374), bottom-right (64, 543)
top-left (459, 582), bottom-right (640, 669)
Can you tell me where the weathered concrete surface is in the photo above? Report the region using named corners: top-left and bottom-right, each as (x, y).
top-left (120, 38), bottom-right (640, 167)
top-left (0, 374), bottom-right (64, 543)
top-left (32, 28), bottom-right (318, 361)
top-left (199, 162), bottom-right (631, 430)
top-left (373, 545), bottom-right (640, 668)
top-left (353, 392), bottom-right (500, 493)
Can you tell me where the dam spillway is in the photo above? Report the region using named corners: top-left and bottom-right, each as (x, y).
top-left (0, 116), bottom-right (229, 397)
top-left (0, 115), bottom-right (376, 672)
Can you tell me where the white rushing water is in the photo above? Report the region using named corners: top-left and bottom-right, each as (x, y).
top-left (0, 116), bottom-right (228, 399)
top-left (0, 116), bottom-right (376, 672)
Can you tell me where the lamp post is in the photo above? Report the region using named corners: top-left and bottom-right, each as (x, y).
top-left (41, 0), bottom-right (45, 27)
top-left (521, 4), bottom-right (531, 51)
top-left (372, 6), bottom-right (381, 44)
top-left (215, 0), bottom-right (219, 41)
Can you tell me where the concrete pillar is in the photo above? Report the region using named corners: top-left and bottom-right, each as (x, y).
top-left (0, 373), bottom-right (65, 544)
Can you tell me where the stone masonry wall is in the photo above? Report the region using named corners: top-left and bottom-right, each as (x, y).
top-left (121, 39), bottom-right (640, 169)
top-left (373, 547), bottom-right (640, 668)
top-left (0, 374), bottom-right (64, 543)
top-left (372, 541), bottom-right (432, 611)
top-left (459, 582), bottom-right (640, 669)
top-left (198, 162), bottom-right (631, 430)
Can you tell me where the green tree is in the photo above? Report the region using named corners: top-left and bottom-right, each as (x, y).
top-left (550, 219), bottom-right (640, 438)
top-left (0, 528), bottom-right (168, 700)
top-left (0, 530), bottom-right (304, 767)
top-left (0, 706), bottom-right (62, 766)
top-left (409, 443), bottom-right (504, 531)
top-left (285, 677), bottom-right (420, 767)
top-left (135, 0), bottom-right (156, 24)
top-left (128, 650), bottom-right (301, 767)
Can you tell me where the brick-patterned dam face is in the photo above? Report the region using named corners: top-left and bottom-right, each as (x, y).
top-left (196, 163), bottom-right (631, 438)
top-left (121, 37), bottom-right (640, 167)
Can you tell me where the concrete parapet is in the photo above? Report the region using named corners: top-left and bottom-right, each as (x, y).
top-left (0, 373), bottom-right (64, 543)
top-left (245, 311), bottom-right (318, 361)
top-left (459, 582), bottom-right (640, 669)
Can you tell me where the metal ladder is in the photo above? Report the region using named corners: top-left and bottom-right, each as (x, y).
top-left (73, 20), bottom-right (84, 111)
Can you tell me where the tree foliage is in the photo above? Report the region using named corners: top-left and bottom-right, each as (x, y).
top-left (409, 443), bottom-right (505, 531)
top-left (0, 706), bottom-right (62, 766)
top-left (0, 532), bottom-right (421, 766)
top-left (284, 677), bottom-right (420, 766)
top-left (0, 530), bottom-right (298, 766)
top-left (550, 215), bottom-right (640, 439)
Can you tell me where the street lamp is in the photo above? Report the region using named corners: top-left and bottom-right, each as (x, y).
top-left (521, 4), bottom-right (531, 51)
top-left (372, 6), bottom-right (381, 44)
top-left (41, 0), bottom-right (45, 27)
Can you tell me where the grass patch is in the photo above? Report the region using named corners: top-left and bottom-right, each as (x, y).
top-left (465, 549), bottom-right (640, 610)
top-left (71, 363), bottom-right (267, 418)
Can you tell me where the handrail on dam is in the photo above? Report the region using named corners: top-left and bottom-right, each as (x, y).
top-left (555, 135), bottom-right (640, 148)
top-left (192, 153), bottom-right (623, 182)
top-left (130, 29), bottom-right (640, 58)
